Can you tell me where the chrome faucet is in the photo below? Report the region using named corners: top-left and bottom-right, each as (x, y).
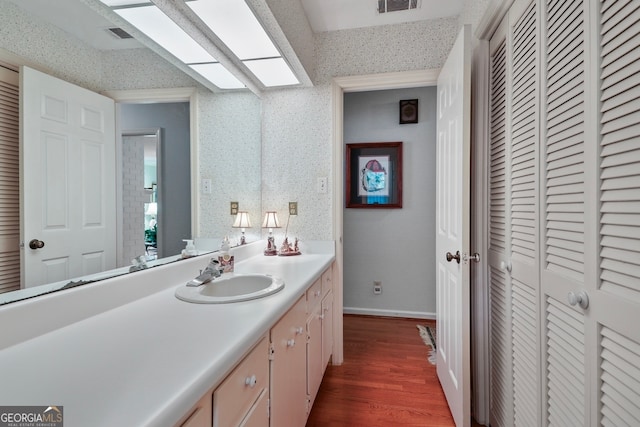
top-left (186, 259), bottom-right (223, 287)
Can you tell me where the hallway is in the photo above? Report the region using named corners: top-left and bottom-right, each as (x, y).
top-left (306, 315), bottom-right (455, 427)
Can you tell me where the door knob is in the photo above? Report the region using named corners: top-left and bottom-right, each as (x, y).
top-left (567, 290), bottom-right (589, 309)
top-left (29, 239), bottom-right (45, 250)
top-left (463, 252), bottom-right (481, 263)
top-left (446, 251), bottom-right (461, 264)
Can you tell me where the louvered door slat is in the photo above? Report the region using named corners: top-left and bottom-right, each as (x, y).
top-left (546, 296), bottom-right (586, 426)
top-left (0, 67), bottom-right (19, 292)
top-left (544, 0), bottom-right (585, 282)
top-left (490, 38), bottom-right (508, 252)
top-left (490, 266), bottom-right (513, 427)
top-left (512, 280), bottom-right (537, 427)
top-left (599, 0), bottom-right (640, 302)
top-left (601, 328), bottom-right (640, 426)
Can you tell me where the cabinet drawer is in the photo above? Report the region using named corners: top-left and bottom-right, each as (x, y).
top-left (306, 278), bottom-right (323, 313)
top-left (213, 336), bottom-right (269, 427)
top-left (321, 266), bottom-right (332, 297)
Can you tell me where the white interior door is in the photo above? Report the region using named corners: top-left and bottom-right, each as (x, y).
top-left (21, 66), bottom-right (116, 287)
top-left (435, 25), bottom-right (472, 427)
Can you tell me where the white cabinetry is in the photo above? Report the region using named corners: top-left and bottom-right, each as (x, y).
top-left (213, 336), bottom-right (269, 427)
top-left (175, 264), bottom-right (335, 427)
top-left (269, 295), bottom-right (308, 427)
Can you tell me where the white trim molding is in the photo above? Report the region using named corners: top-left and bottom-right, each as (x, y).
top-left (106, 87), bottom-right (201, 240)
top-left (344, 307), bottom-right (436, 320)
top-left (331, 69), bottom-right (439, 367)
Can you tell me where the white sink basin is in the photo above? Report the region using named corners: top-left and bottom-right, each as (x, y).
top-left (175, 273), bottom-right (284, 304)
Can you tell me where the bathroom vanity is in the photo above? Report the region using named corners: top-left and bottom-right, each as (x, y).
top-left (0, 241), bottom-right (335, 427)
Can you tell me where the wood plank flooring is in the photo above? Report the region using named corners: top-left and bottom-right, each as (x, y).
top-left (306, 315), bottom-right (455, 427)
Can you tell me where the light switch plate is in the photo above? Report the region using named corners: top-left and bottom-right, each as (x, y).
top-left (202, 178), bottom-right (212, 194)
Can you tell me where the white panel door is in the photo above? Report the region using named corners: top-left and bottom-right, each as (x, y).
top-left (436, 25), bottom-right (472, 427)
top-left (21, 66), bottom-right (116, 287)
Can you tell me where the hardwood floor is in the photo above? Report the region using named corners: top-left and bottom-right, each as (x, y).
top-left (306, 315), bottom-right (455, 427)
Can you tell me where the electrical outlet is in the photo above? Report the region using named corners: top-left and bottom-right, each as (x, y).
top-left (317, 177), bottom-right (327, 194)
top-left (373, 280), bottom-right (382, 295)
top-left (289, 202), bottom-right (298, 216)
top-left (230, 201), bottom-right (239, 215)
top-left (202, 178), bottom-right (212, 194)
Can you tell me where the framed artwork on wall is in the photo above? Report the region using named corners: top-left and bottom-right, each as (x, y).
top-left (399, 99), bottom-right (418, 124)
top-left (346, 141), bottom-right (402, 208)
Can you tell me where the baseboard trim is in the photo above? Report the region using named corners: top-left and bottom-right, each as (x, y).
top-left (343, 307), bottom-right (436, 320)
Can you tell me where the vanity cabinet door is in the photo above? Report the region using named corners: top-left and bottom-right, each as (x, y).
top-left (321, 291), bottom-right (334, 371)
top-left (238, 389), bottom-right (269, 427)
top-left (270, 295), bottom-right (307, 427)
top-left (306, 302), bottom-right (323, 408)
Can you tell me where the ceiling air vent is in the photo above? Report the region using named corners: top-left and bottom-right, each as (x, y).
top-left (377, 0), bottom-right (419, 13)
top-left (107, 27), bottom-right (134, 39)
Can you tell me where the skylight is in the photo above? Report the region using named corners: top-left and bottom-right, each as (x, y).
top-left (97, 0), bottom-right (300, 90)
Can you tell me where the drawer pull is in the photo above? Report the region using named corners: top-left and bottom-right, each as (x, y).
top-left (286, 339), bottom-right (295, 347)
top-left (245, 375), bottom-right (257, 388)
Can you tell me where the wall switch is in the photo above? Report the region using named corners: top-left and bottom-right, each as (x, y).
top-left (230, 201), bottom-right (239, 215)
top-left (202, 178), bottom-right (212, 194)
top-left (317, 177), bottom-right (328, 194)
top-left (289, 202), bottom-right (298, 216)
top-left (373, 280), bottom-right (382, 295)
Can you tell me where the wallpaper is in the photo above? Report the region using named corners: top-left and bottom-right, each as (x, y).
top-left (261, 17), bottom-right (459, 243)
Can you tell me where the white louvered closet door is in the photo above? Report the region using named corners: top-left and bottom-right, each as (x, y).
top-left (540, 0), bottom-right (591, 424)
top-left (488, 1), bottom-right (540, 426)
top-left (488, 16), bottom-right (513, 427)
top-left (594, 0), bottom-right (640, 424)
top-left (0, 66), bottom-right (19, 294)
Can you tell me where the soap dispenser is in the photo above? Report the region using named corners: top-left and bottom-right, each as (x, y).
top-left (218, 236), bottom-right (234, 273)
top-left (181, 239), bottom-right (197, 258)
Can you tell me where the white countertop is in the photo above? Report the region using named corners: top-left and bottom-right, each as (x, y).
top-left (0, 241), bottom-right (334, 427)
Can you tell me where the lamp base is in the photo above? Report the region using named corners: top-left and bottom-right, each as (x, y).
top-left (264, 248), bottom-right (278, 256)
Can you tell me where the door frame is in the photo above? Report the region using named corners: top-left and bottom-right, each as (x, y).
top-left (105, 88), bottom-right (199, 266)
top-left (330, 69), bottom-right (439, 365)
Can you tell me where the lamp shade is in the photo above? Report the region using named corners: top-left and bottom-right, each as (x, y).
top-left (261, 211), bottom-right (281, 229)
top-left (232, 211), bottom-right (252, 228)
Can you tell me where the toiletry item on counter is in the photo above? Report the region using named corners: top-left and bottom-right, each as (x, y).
top-left (218, 236), bottom-right (234, 272)
top-left (181, 239), bottom-right (197, 258)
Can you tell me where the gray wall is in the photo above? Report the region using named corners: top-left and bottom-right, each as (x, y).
top-left (120, 102), bottom-right (191, 258)
top-left (343, 86), bottom-right (437, 317)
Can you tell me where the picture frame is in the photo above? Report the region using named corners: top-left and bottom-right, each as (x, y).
top-left (399, 99), bottom-right (418, 124)
top-left (346, 142), bottom-right (402, 208)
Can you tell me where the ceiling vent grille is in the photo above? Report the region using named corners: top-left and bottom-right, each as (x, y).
top-left (106, 27), bottom-right (133, 39)
top-left (377, 0), bottom-right (419, 14)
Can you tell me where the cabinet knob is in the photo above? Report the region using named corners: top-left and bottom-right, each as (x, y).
top-left (295, 327), bottom-right (304, 335)
top-left (245, 375), bottom-right (257, 388)
top-left (568, 290), bottom-right (589, 309)
top-left (315, 290), bottom-right (321, 297)
top-left (319, 314), bottom-right (325, 320)
top-left (286, 339), bottom-right (295, 347)
top-left (499, 260), bottom-right (512, 272)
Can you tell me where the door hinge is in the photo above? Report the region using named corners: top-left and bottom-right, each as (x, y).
top-left (306, 397), bottom-right (311, 414)
top-left (269, 342), bottom-right (275, 361)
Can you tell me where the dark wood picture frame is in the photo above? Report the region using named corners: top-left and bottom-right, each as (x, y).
top-left (346, 142), bottom-right (402, 208)
top-left (399, 99), bottom-right (418, 124)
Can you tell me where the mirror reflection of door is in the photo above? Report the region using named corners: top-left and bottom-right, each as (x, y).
top-left (122, 130), bottom-right (160, 264)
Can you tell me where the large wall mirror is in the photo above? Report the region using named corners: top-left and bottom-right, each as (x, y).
top-left (0, 0), bottom-right (263, 305)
